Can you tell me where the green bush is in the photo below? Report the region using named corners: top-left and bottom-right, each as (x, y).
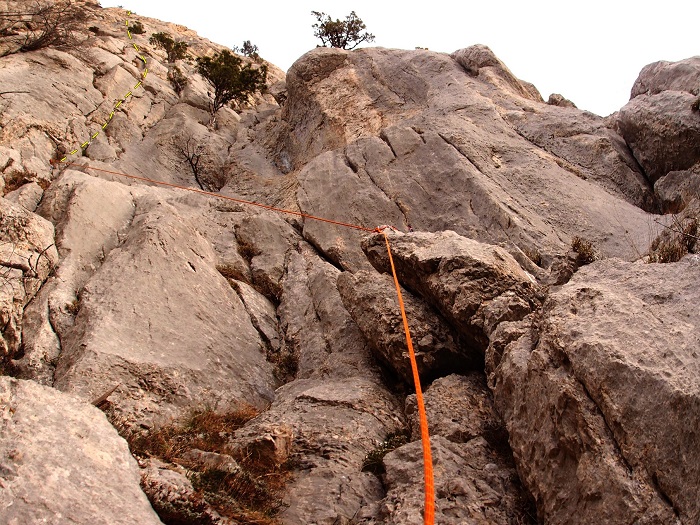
top-left (130, 20), bottom-right (145, 34)
top-left (149, 31), bottom-right (188, 62)
top-left (196, 50), bottom-right (268, 114)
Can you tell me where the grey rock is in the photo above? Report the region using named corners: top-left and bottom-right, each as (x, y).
top-left (287, 47), bottom-right (658, 272)
top-left (492, 258), bottom-right (700, 524)
top-left (278, 245), bottom-right (379, 381)
top-left (362, 230), bottom-right (543, 353)
top-left (405, 373), bottom-right (502, 444)
top-left (617, 90), bottom-right (700, 183)
top-left (0, 376), bottom-right (163, 525)
top-left (0, 197), bottom-right (58, 358)
top-left (52, 195), bottom-right (277, 427)
top-left (232, 280), bottom-right (281, 353)
top-left (13, 170), bottom-right (136, 381)
top-left (236, 377), bottom-right (405, 525)
top-left (378, 436), bottom-right (533, 525)
top-left (234, 212), bottom-right (299, 300)
top-left (508, 103), bottom-right (655, 210)
top-left (140, 458), bottom-right (234, 525)
top-left (451, 44), bottom-right (543, 102)
top-left (654, 167), bottom-right (700, 213)
top-left (338, 270), bottom-right (480, 385)
top-left (547, 93), bottom-right (577, 108)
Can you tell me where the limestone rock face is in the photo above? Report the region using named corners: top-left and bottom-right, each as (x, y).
top-left (497, 258), bottom-right (700, 525)
top-left (493, 257), bottom-right (700, 525)
top-left (0, 376), bottom-right (163, 525)
top-left (630, 57), bottom-right (700, 98)
top-left (48, 176), bottom-right (277, 427)
top-left (337, 270), bottom-right (480, 384)
top-left (285, 46), bottom-right (657, 276)
top-left (374, 373), bottom-right (536, 524)
top-left (2, 3), bottom-right (700, 524)
top-left (362, 230), bottom-right (543, 353)
top-left (379, 436), bottom-right (531, 525)
top-left (0, 198), bottom-right (58, 358)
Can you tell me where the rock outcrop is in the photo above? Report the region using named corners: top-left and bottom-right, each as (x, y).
top-left (0, 376), bottom-right (163, 525)
top-left (1, 3), bottom-right (699, 524)
top-left (496, 257), bottom-right (699, 525)
top-left (617, 57), bottom-right (700, 185)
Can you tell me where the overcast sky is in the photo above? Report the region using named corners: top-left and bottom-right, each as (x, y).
top-left (99, 0), bottom-right (698, 116)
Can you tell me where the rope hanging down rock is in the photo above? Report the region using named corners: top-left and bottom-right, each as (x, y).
top-left (50, 161), bottom-right (435, 524)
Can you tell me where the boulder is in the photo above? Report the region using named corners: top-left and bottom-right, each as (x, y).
top-left (404, 373), bottom-right (502, 444)
top-left (630, 57), bottom-right (700, 98)
top-left (654, 167), bottom-right (700, 213)
top-left (4, 182), bottom-right (43, 212)
top-left (362, 230), bottom-right (543, 353)
top-left (0, 376), bottom-right (163, 525)
top-left (547, 93), bottom-right (577, 108)
top-left (617, 90), bottom-right (700, 183)
top-left (451, 44), bottom-right (543, 102)
top-left (140, 458), bottom-right (234, 525)
top-left (377, 436), bottom-right (534, 525)
top-left (338, 270), bottom-right (480, 384)
top-left (237, 377), bottom-right (405, 525)
top-left (493, 257), bottom-right (700, 524)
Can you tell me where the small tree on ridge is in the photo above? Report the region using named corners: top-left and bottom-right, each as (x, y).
top-left (311, 10), bottom-right (375, 50)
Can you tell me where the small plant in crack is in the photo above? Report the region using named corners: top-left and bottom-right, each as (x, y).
top-left (113, 405), bottom-right (289, 524)
top-left (361, 429), bottom-right (410, 475)
top-left (571, 236), bottom-right (597, 265)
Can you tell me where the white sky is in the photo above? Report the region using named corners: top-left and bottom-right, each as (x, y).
top-left (99, 0), bottom-right (698, 116)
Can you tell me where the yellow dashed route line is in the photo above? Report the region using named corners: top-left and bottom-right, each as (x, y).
top-left (59, 11), bottom-right (149, 163)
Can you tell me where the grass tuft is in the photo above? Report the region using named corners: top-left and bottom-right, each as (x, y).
top-left (115, 405), bottom-right (289, 524)
top-left (571, 236), bottom-right (597, 265)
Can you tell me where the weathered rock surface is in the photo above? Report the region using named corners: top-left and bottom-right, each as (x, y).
top-left (338, 270), bottom-right (479, 384)
top-left (51, 186), bottom-right (278, 427)
top-left (654, 167), bottom-right (700, 213)
top-left (405, 373), bottom-right (501, 444)
top-left (630, 57), bottom-right (700, 98)
top-left (285, 46), bottom-right (658, 276)
top-left (362, 230), bottom-right (543, 353)
top-left (494, 258), bottom-right (699, 525)
top-left (0, 198), bottom-right (58, 358)
top-left (237, 377), bottom-right (405, 525)
top-left (140, 458), bottom-right (234, 525)
top-left (2, 3), bottom-right (700, 524)
top-left (371, 373), bottom-right (536, 524)
top-left (377, 436), bottom-right (534, 525)
top-left (617, 89), bottom-right (700, 184)
top-left (0, 376), bottom-right (163, 525)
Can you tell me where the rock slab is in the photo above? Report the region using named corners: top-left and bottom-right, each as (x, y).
top-left (0, 376), bottom-right (163, 525)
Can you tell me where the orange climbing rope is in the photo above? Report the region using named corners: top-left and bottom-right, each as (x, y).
top-left (382, 230), bottom-right (435, 525)
top-left (50, 161), bottom-right (376, 233)
top-left (49, 160), bottom-right (435, 522)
